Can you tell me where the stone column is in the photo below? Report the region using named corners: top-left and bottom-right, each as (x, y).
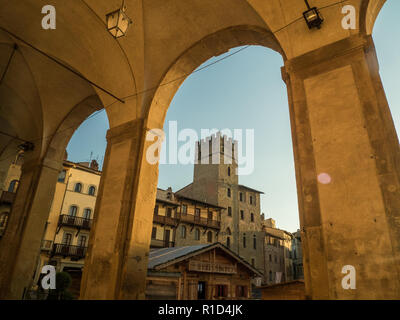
top-left (0, 157), bottom-right (62, 299)
top-left (80, 118), bottom-right (159, 299)
top-left (283, 34), bottom-right (400, 299)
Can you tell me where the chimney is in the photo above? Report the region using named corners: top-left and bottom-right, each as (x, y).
top-left (90, 159), bottom-right (99, 171)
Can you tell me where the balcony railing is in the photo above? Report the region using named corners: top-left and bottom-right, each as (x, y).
top-left (188, 260), bottom-right (237, 274)
top-left (51, 243), bottom-right (87, 259)
top-left (153, 214), bottom-right (178, 227)
top-left (0, 191), bottom-right (16, 204)
top-left (58, 214), bottom-right (92, 230)
top-left (150, 238), bottom-right (175, 248)
top-left (178, 213), bottom-right (221, 230)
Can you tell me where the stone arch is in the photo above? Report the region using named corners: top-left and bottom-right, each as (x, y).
top-left (360, 0), bottom-right (387, 35)
top-left (145, 25), bottom-right (284, 129)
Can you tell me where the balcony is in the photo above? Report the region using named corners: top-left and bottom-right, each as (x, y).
top-left (153, 214), bottom-right (178, 227)
top-left (0, 191), bottom-right (16, 204)
top-left (150, 238), bottom-right (175, 248)
top-left (58, 214), bottom-right (92, 230)
top-left (178, 214), bottom-right (221, 230)
top-left (51, 243), bottom-right (87, 259)
top-left (188, 261), bottom-right (237, 274)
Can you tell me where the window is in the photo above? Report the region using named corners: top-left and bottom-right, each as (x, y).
top-left (182, 204), bottom-right (187, 215)
top-left (88, 186), bottom-right (96, 196)
top-left (236, 285), bottom-right (247, 298)
top-left (251, 213), bottom-right (254, 222)
top-left (207, 231), bottom-right (213, 243)
top-left (181, 226), bottom-right (186, 239)
top-left (0, 213), bottom-right (8, 227)
top-left (251, 259), bottom-right (255, 267)
top-left (240, 210), bottom-right (244, 220)
top-left (216, 285), bottom-right (228, 297)
top-left (226, 227), bottom-right (231, 235)
top-left (154, 205), bottom-right (159, 215)
top-left (269, 271), bottom-right (273, 282)
top-left (227, 237), bottom-right (230, 248)
top-left (151, 227), bottom-right (157, 239)
top-left (83, 208), bottom-right (91, 219)
top-left (74, 183), bottom-right (82, 193)
top-left (227, 207), bottom-right (232, 216)
top-left (195, 228), bottom-right (200, 240)
top-left (253, 235), bottom-right (257, 249)
top-left (269, 254), bottom-right (272, 262)
top-left (208, 211), bottom-right (213, 220)
top-left (239, 192), bottom-right (243, 202)
top-left (227, 167), bottom-right (231, 176)
top-left (250, 195), bottom-right (253, 204)
top-left (8, 180), bottom-right (19, 193)
top-left (62, 232), bottom-right (72, 245)
top-left (243, 234), bottom-right (246, 248)
top-left (78, 235), bottom-right (87, 247)
top-left (195, 208), bottom-right (200, 217)
top-left (227, 188), bottom-right (231, 197)
top-left (58, 170), bottom-right (66, 183)
top-left (69, 205), bottom-right (78, 216)
top-left (166, 207), bottom-right (172, 217)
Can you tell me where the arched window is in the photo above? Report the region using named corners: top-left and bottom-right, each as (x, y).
top-left (181, 225), bottom-right (186, 239)
top-left (194, 228), bottom-right (200, 241)
top-left (88, 186), bottom-right (96, 196)
top-left (74, 183), bottom-right (82, 193)
top-left (69, 205), bottom-right (78, 216)
top-left (227, 236), bottom-right (231, 248)
top-left (207, 231), bottom-right (213, 243)
top-left (8, 180), bottom-right (19, 193)
top-left (253, 235), bottom-right (257, 249)
top-left (83, 208), bottom-right (91, 219)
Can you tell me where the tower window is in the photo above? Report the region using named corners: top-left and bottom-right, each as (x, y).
top-left (227, 207), bottom-right (232, 216)
top-left (243, 234), bottom-right (246, 248)
top-left (228, 167), bottom-right (231, 176)
top-left (227, 188), bottom-right (231, 197)
top-left (240, 210), bottom-right (244, 220)
top-left (253, 235), bottom-right (257, 249)
top-left (239, 192), bottom-right (243, 201)
top-left (227, 236), bottom-right (231, 248)
top-left (251, 213), bottom-right (254, 222)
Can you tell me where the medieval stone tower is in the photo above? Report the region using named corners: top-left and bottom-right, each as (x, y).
top-left (177, 133), bottom-right (264, 273)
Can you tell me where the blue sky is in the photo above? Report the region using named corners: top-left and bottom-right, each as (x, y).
top-left (67, 2), bottom-right (399, 233)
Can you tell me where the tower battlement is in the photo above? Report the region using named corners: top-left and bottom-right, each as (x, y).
top-left (195, 132), bottom-right (238, 165)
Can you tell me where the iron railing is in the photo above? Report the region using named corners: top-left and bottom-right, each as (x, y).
top-left (51, 243), bottom-right (87, 259)
top-left (58, 214), bottom-right (92, 230)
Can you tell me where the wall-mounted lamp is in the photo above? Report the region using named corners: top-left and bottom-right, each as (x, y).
top-left (303, 0), bottom-right (324, 30)
top-left (106, 0), bottom-right (133, 38)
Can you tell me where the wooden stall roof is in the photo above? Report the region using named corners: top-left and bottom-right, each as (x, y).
top-left (148, 242), bottom-right (263, 277)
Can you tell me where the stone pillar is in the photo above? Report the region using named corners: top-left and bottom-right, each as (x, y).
top-left (80, 118), bottom-right (159, 299)
top-left (0, 157), bottom-right (62, 299)
top-left (283, 34), bottom-right (400, 299)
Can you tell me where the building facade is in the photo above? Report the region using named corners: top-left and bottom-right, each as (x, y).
top-left (262, 218), bottom-right (295, 285)
top-left (151, 187), bottom-right (224, 249)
